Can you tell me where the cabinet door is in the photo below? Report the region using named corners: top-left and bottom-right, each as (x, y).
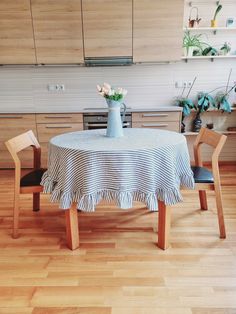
top-left (82, 0), bottom-right (132, 57)
top-left (0, 114), bottom-right (37, 168)
top-left (133, 0), bottom-right (184, 62)
top-left (31, 0), bottom-right (84, 64)
top-left (0, 0), bottom-right (36, 64)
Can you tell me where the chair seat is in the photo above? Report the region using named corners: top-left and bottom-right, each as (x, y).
top-left (20, 168), bottom-right (47, 187)
top-left (191, 166), bottom-right (214, 184)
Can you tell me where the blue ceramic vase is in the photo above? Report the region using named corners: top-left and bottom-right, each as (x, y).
top-left (106, 99), bottom-right (126, 138)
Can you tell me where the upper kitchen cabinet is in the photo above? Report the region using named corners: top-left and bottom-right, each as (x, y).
top-left (133, 0), bottom-right (184, 62)
top-left (0, 0), bottom-right (36, 64)
top-left (31, 0), bottom-right (84, 64)
top-left (82, 0), bottom-right (132, 58)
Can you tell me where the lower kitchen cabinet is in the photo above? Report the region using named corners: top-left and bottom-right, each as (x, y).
top-left (0, 114), bottom-right (37, 168)
top-left (132, 111), bottom-right (181, 132)
top-left (36, 113), bottom-right (83, 168)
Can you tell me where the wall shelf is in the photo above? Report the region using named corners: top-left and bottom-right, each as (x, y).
top-left (182, 55), bottom-right (236, 62)
top-left (184, 131), bottom-right (236, 136)
top-left (184, 27), bottom-right (236, 35)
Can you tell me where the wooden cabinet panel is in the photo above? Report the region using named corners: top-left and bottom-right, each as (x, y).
top-left (31, 0), bottom-right (84, 64)
top-left (132, 121), bottom-right (180, 132)
top-left (0, 114), bottom-right (37, 168)
top-left (132, 111), bottom-right (181, 132)
top-left (0, 0), bottom-right (36, 64)
top-left (132, 112), bottom-right (181, 122)
top-left (36, 113), bottom-right (83, 167)
top-left (82, 0), bottom-right (132, 57)
top-left (36, 113), bottom-right (83, 124)
top-left (133, 0), bottom-right (184, 62)
top-left (37, 123), bottom-right (83, 143)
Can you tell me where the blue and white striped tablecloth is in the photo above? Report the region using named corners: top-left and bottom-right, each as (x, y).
top-left (41, 128), bottom-right (194, 211)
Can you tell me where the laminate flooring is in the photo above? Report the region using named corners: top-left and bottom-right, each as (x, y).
top-left (0, 165), bottom-right (236, 314)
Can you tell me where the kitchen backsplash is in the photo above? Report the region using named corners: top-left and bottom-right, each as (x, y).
top-left (0, 60), bottom-right (235, 113)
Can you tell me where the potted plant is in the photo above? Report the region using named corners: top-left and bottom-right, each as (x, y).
top-left (214, 84), bottom-right (236, 113)
top-left (219, 42), bottom-right (231, 55)
top-left (175, 77), bottom-right (197, 133)
top-left (183, 30), bottom-right (206, 57)
top-left (211, 4), bottom-right (222, 27)
top-left (192, 92), bottom-right (216, 132)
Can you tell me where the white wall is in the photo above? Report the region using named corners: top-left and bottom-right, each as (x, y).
top-left (0, 0), bottom-right (235, 113)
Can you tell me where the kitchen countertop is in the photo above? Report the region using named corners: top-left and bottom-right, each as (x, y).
top-left (0, 107), bottom-right (182, 114)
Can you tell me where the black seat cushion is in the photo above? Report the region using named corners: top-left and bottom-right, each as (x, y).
top-left (20, 168), bottom-right (47, 187)
top-left (191, 166), bottom-right (214, 184)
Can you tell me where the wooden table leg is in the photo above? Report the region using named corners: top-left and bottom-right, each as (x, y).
top-left (65, 203), bottom-right (79, 250)
top-left (157, 200), bottom-right (171, 250)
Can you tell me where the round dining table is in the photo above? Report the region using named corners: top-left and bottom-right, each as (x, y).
top-left (41, 128), bottom-right (194, 250)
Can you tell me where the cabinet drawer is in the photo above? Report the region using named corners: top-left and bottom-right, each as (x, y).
top-left (37, 123), bottom-right (83, 143)
top-left (36, 113), bottom-right (83, 124)
top-left (0, 149), bottom-right (34, 169)
top-left (0, 114), bottom-right (36, 151)
top-left (132, 121), bottom-right (180, 132)
top-left (132, 112), bottom-right (180, 122)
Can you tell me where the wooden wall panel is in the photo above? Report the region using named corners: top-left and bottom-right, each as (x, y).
top-left (0, 0), bottom-right (36, 64)
top-left (31, 0), bottom-right (84, 64)
top-left (133, 0), bottom-right (184, 62)
top-left (82, 0), bottom-right (132, 57)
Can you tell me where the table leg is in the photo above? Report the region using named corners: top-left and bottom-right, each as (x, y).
top-left (157, 200), bottom-right (171, 250)
top-left (65, 203), bottom-right (79, 250)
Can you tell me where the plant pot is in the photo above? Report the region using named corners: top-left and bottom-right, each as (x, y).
top-left (192, 112), bottom-right (202, 133)
top-left (184, 46), bottom-right (194, 57)
top-left (211, 19), bottom-right (217, 27)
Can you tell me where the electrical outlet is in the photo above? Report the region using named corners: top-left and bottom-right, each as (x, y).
top-left (187, 82), bottom-right (192, 88)
top-left (183, 82), bottom-right (188, 88)
top-left (47, 84), bottom-right (65, 92)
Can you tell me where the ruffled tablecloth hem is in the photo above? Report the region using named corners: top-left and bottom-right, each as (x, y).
top-left (41, 174), bottom-right (194, 212)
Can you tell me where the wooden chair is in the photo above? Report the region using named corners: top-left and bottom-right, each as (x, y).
top-left (190, 127), bottom-right (227, 238)
top-left (5, 130), bottom-right (47, 238)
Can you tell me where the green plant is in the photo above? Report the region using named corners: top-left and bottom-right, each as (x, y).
top-left (213, 4), bottom-right (222, 20)
top-left (202, 46), bottom-right (218, 56)
top-left (196, 92), bottom-right (216, 113)
top-left (183, 30), bottom-right (207, 55)
top-left (220, 42), bottom-right (231, 55)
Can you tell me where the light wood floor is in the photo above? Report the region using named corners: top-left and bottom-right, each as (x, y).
top-left (0, 166), bottom-right (236, 314)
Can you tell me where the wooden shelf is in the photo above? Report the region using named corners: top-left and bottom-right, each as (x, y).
top-left (184, 131), bottom-right (236, 136)
top-left (182, 55), bottom-right (236, 62)
top-left (184, 27), bottom-right (236, 31)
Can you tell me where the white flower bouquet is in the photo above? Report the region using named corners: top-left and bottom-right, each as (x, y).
top-left (97, 83), bottom-right (127, 102)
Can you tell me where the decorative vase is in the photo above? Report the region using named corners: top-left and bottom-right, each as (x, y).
top-left (192, 112), bottom-right (202, 132)
top-left (106, 99), bottom-right (126, 138)
top-left (211, 19), bottom-right (217, 27)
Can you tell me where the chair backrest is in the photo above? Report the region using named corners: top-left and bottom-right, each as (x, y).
top-left (193, 127), bottom-right (227, 168)
top-left (5, 130), bottom-right (41, 170)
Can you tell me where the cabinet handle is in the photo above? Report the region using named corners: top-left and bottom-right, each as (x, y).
top-left (142, 123), bottom-right (168, 127)
top-left (0, 115), bottom-right (23, 119)
top-left (44, 116), bottom-right (72, 119)
top-left (142, 113), bottom-right (168, 117)
top-left (45, 126), bottom-right (72, 129)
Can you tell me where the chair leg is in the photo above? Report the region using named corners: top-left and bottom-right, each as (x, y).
top-left (33, 193), bottom-right (40, 212)
top-left (214, 183), bottom-right (226, 239)
top-left (199, 190), bottom-right (208, 210)
top-left (13, 195), bottom-right (19, 239)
